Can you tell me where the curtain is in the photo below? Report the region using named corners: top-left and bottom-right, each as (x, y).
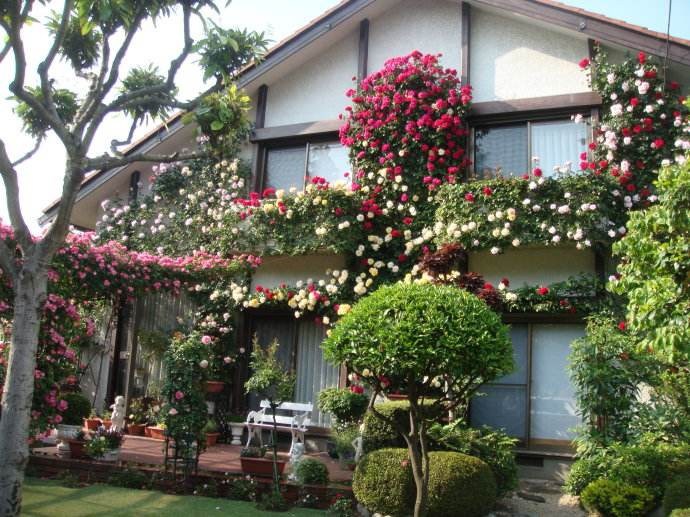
top-left (474, 124), bottom-right (528, 178)
top-left (531, 120), bottom-right (587, 176)
top-left (295, 321), bottom-right (340, 426)
top-left (265, 146), bottom-right (306, 191)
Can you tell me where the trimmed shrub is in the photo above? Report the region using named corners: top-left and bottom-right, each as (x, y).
top-left (427, 451), bottom-right (496, 517)
top-left (60, 392), bottom-right (92, 426)
top-left (664, 479), bottom-right (690, 516)
top-left (362, 400), bottom-right (441, 453)
top-left (353, 449), bottom-right (414, 516)
top-left (581, 479), bottom-right (654, 517)
top-left (671, 510), bottom-right (690, 517)
top-left (294, 458), bottom-right (329, 485)
top-left (353, 448), bottom-right (496, 517)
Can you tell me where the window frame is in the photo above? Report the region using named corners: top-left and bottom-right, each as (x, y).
top-left (467, 107), bottom-right (596, 181)
top-left (255, 132), bottom-right (345, 193)
top-left (470, 315), bottom-right (584, 452)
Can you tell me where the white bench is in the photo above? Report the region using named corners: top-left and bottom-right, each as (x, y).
top-left (245, 400), bottom-right (312, 454)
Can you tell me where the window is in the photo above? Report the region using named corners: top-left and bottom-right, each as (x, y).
top-left (264, 140), bottom-right (350, 192)
top-left (470, 323), bottom-right (583, 449)
top-left (473, 118), bottom-right (588, 179)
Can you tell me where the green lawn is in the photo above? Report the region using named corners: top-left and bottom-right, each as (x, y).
top-left (22, 478), bottom-right (326, 516)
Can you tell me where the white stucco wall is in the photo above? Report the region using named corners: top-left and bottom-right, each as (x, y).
top-left (264, 31), bottom-right (358, 127)
top-left (468, 246), bottom-right (595, 287)
top-left (251, 254), bottom-right (347, 290)
top-left (470, 9), bottom-right (590, 102)
top-left (367, 0), bottom-right (462, 73)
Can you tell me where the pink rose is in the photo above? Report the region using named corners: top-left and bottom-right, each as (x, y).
top-left (175, 390), bottom-right (184, 400)
top-left (201, 335), bottom-right (212, 345)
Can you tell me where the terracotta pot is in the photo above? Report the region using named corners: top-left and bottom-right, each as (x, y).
top-left (147, 426), bottom-right (166, 440)
top-left (67, 439), bottom-right (86, 459)
top-left (102, 419), bottom-right (112, 429)
top-left (144, 426), bottom-right (152, 438)
top-left (84, 418), bottom-right (101, 430)
top-left (205, 432), bottom-right (220, 446)
top-left (240, 457), bottom-right (286, 477)
top-left (386, 393), bottom-right (407, 401)
top-left (204, 381), bottom-right (225, 394)
top-left (128, 423), bottom-right (146, 436)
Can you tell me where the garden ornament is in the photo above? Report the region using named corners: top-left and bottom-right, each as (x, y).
top-left (288, 442), bottom-right (305, 480)
top-left (110, 395), bottom-right (126, 432)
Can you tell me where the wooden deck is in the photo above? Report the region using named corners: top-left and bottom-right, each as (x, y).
top-left (33, 435), bottom-right (354, 483)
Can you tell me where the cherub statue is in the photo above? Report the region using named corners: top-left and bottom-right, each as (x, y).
top-left (288, 442), bottom-right (305, 481)
top-left (110, 395), bottom-right (126, 432)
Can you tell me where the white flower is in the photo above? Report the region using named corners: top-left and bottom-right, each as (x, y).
top-left (638, 81), bottom-right (650, 94)
top-left (199, 360), bottom-right (209, 368)
top-left (606, 72), bottom-right (616, 84)
top-left (610, 103), bottom-right (623, 117)
top-left (490, 247), bottom-right (500, 255)
top-left (505, 292), bottom-right (518, 302)
top-left (511, 238), bottom-right (521, 247)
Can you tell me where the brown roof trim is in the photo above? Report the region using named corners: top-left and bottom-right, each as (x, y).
top-left (470, 0), bottom-right (690, 66)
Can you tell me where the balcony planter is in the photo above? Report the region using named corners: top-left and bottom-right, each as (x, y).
top-left (147, 426), bottom-right (166, 440)
top-left (205, 432), bottom-right (220, 447)
top-left (127, 423), bottom-right (146, 436)
top-left (240, 457), bottom-right (286, 477)
top-left (204, 381), bottom-right (225, 394)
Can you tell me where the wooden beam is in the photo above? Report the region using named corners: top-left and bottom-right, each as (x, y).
top-left (251, 119), bottom-right (342, 142)
top-left (357, 19), bottom-right (369, 82)
top-left (469, 91), bottom-right (601, 120)
top-left (460, 2), bottom-right (471, 85)
top-left (251, 84), bottom-right (269, 192)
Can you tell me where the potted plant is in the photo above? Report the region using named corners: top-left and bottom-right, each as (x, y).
top-left (84, 409), bottom-right (101, 430)
top-left (101, 409), bottom-right (112, 429)
top-left (127, 397), bottom-right (147, 436)
top-left (100, 428), bottom-right (124, 461)
top-left (147, 420), bottom-right (167, 441)
top-left (245, 338), bottom-right (296, 493)
top-left (227, 414), bottom-right (245, 445)
top-left (203, 418), bottom-right (220, 446)
top-left (239, 446), bottom-right (285, 477)
top-left (66, 430), bottom-right (87, 460)
top-left (144, 403), bottom-right (162, 437)
top-left (56, 392), bottom-right (92, 456)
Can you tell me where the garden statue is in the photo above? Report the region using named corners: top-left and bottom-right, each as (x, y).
top-left (110, 396), bottom-right (126, 432)
top-left (288, 442), bottom-right (305, 481)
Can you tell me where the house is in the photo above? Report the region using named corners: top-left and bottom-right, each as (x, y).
top-left (41, 0), bottom-right (690, 475)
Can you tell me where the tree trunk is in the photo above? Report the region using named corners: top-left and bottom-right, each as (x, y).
top-left (406, 400), bottom-right (430, 517)
top-left (0, 272), bottom-right (46, 516)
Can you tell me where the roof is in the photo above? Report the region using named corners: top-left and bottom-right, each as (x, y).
top-left (41, 0), bottom-right (690, 223)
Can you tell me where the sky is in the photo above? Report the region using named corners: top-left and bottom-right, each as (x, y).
top-left (0, 0), bottom-right (688, 232)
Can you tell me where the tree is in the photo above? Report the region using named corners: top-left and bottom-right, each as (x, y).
top-left (612, 151), bottom-right (690, 363)
top-left (322, 282), bottom-right (513, 517)
top-left (0, 2), bottom-right (266, 512)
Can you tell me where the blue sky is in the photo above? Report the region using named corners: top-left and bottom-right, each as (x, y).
top-left (0, 0), bottom-right (688, 231)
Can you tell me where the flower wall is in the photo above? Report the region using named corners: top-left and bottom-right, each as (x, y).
top-left (89, 50), bottom-right (689, 386)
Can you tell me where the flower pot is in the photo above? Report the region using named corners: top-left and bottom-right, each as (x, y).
top-left (67, 439), bottom-right (86, 459)
top-left (386, 393), bottom-right (407, 401)
top-left (145, 426), bottom-right (152, 438)
top-left (84, 418), bottom-right (101, 431)
top-left (205, 381), bottom-right (225, 394)
top-left (101, 448), bottom-right (120, 462)
top-left (206, 432), bottom-right (220, 447)
top-left (229, 423), bottom-right (245, 445)
top-left (102, 419), bottom-right (112, 429)
top-left (56, 424), bottom-right (82, 456)
top-left (128, 423), bottom-right (146, 436)
top-left (147, 426), bottom-right (166, 440)
top-left (240, 457), bottom-right (286, 477)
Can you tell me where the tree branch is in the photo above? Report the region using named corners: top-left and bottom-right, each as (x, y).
top-left (0, 139), bottom-right (34, 252)
top-left (10, 139), bottom-right (41, 167)
top-left (109, 118), bottom-right (138, 153)
top-left (37, 0), bottom-right (74, 128)
top-left (86, 148), bottom-right (210, 171)
top-left (80, 10), bottom-right (146, 148)
top-left (74, 36), bottom-right (111, 134)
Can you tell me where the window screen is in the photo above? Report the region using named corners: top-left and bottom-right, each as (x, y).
top-left (474, 124), bottom-right (528, 178)
top-left (307, 142), bottom-right (350, 185)
top-left (265, 146), bottom-right (306, 191)
top-left (531, 120), bottom-right (587, 176)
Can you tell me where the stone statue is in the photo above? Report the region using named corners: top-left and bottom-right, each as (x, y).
top-left (110, 395), bottom-right (126, 432)
top-left (288, 442), bottom-right (305, 481)
top-left (353, 422), bottom-right (365, 463)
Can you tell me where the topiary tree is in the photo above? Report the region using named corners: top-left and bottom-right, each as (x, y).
top-left (323, 282), bottom-right (513, 517)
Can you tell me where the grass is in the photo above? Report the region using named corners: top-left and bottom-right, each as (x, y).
top-left (22, 478), bottom-right (326, 516)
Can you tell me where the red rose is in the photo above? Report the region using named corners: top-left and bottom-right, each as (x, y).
top-left (464, 192), bottom-right (475, 202)
top-left (500, 277), bottom-right (510, 287)
top-left (536, 286), bottom-right (549, 296)
top-left (653, 138), bottom-right (664, 148)
top-left (578, 57), bottom-right (590, 69)
top-left (637, 51), bottom-right (646, 64)
top-left (533, 167), bottom-right (542, 177)
top-left (618, 321), bottom-right (627, 331)
top-left (482, 187), bottom-right (493, 196)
